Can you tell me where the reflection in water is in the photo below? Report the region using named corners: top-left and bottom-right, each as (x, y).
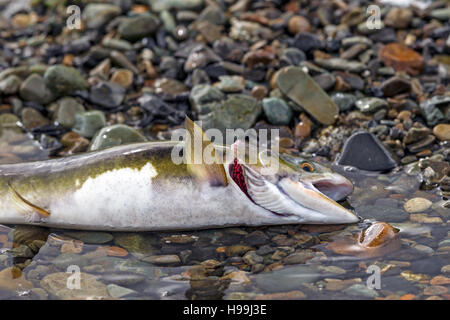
top-left (0, 129), bottom-right (49, 164)
top-left (0, 135), bottom-right (448, 300)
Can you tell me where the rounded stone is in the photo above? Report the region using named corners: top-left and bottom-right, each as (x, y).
top-left (0, 267), bottom-right (33, 291)
top-left (433, 124), bottom-right (450, 141)
top-left (20, 74), bottom-right (55, 105)
top-left (355, 97), bottom-right (387, 113)
top-left (110, 69), bottom-right (133, 89)
top-left (384, 7), bottom-right (413, 29)
top-left (404, 198), bottom-right (433, 213)
top-left (44, 65), bottom-right (88, 96)
top-left (262, 97), bottom-right (293, 125)
top-left (0, 75), bottom-right (21, 95)
top-left (56, 98), bottom-right (85, 128)
top-left (82, 3), bottom-right (121, 29)
top-left (378, 43), bottom-right (425, 75)
top-left (73, 111), bottom-right (106, 138)
top-left (288, 16), bottom-right (311, 34)
top-left (331, 93), bottom-right (356, 112)
top-left (21, 107), bottom-right (50, 130)
top-left (89, 124), bottom-right (147, 151)
top-left (118, 13), bottom-right (159, 41)
top-left (40, 272), bottom-right (108, 299)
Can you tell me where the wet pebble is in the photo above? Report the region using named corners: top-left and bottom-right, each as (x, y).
top-left (90, 81), bottom-right (126, 109)
top-left (55, 98), bottom-right (85, 129)
top-left (404, 198), bottom-right (432, 213)
top-left (73, 111), bottom-right (106, 138)
top-left (44, 65), bottom-right (88, 96)
top-left (262, 98), bottom-right (293, 126)
top-left (89, 124), bottom-right (146, 151)
top-left (40, 272), bottom-right (108, 299)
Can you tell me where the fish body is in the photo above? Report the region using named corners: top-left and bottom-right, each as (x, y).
top-left (0, 141), bottom-right (290, 230)
top-left (0, 120), bottom-right (359, 231)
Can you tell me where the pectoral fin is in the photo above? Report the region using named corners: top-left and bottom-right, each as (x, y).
top-left (185, 117), bottom-right (228, 186)
top-left (8, 182), bottom-right (50, 218)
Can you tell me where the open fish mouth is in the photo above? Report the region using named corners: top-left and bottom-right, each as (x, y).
top-left (229, 158), bottom-right (359, 224)
top-left (308, 178), bottom-right (353, 202)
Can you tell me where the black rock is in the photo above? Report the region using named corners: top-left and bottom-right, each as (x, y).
top-left (380, 76), bottom-right (411, 97)
top-left (280, 48), bottom-right (306, 66)
top-left (369, 28), bottom-right (397, 43)
top-left (337, 131), bottom-right (397, 171)
top-left (203, 63), bottom-right (228, 80)
top-left (290, 32), bottom-right (323, 53)
top-left (137, 94), bottom-right (187, 127)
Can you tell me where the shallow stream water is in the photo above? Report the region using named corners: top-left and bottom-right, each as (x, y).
top-left (0, 131), bottom-right (448, 300)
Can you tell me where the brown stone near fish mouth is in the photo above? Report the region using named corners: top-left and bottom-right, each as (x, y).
top-left (378, 43), bottom-right (425, 75)
top-left (327, 222), bottom-right (401, 258)
top-left (358, 222), bottom-right (399, 248)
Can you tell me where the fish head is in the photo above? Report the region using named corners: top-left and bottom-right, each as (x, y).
top-left (227, 140), bottom-right (359, 224)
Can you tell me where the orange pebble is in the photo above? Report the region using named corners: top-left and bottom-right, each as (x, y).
top-left (400, 294), bottom-right (415, 300)
top-left (216, 247), bottom-right (226, 253)
top-left (97, 246), bottom-right (128, 257)
top-left (0, 234), bottom-right (8, 245)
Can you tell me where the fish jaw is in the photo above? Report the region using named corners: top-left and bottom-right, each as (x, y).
top-left (278, 178), bottom-right (359, 224)
top-left (229, 159), bottom-right (359, 225)
top-left (301, 173), bottom-right (354, 202)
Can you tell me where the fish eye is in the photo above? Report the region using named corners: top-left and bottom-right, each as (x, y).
top-left (300, 162), bottom-right (314, 172)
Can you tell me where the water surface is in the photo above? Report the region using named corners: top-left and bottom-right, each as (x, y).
top-left (0, 131), bottom-right (448, 300)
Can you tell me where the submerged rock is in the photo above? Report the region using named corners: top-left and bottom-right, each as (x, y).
top-left (40, 272), bottom-right (108, 299)
top-left (255, 265), bottom-right (320, 292)
top-left (0, 267), bottom-right (33, 291)
top-left (327, 222), bottom-right (401, 258)
top-left (355, 205), bottom-right (409, 222)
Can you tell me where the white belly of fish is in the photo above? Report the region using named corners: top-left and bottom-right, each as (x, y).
top-left (37, 163), bottom-right (286, 231)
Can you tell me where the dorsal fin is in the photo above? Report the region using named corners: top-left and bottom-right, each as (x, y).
top-left (185, 117), bottom-right (228, 186)
top-left (8, 182), bottom-right (50, 218)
